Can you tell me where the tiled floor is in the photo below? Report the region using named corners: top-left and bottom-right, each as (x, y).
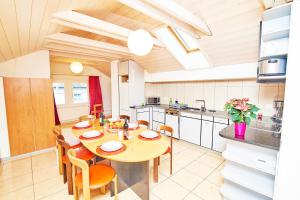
top-left (0, 140), bottom-right (225, 200)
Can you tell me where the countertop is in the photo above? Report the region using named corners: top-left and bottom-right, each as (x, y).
top-left (131, 104), bottom-right (229, 119)
top-left (219, 123), bottom-right (281, 150)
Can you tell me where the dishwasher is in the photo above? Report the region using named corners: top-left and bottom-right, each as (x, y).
top-left (165, 108), bottom-right (179, 139)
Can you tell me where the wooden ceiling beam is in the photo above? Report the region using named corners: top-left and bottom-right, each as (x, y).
top-left (117, 0), bottom-right (203, 38)
top-left (51, 10), bottom-right (164, 47)
top-left (46, 33), bottom-right (131, 55)
top-left (142, 0), bottom-right (212, 35)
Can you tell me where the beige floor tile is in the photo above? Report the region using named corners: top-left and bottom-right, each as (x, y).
top-left (192, 181), bottom-right (223, 200)
top-left (184, 192), bottom-right (204, 200)
top-left (197, 154), bottom-right (223, 168)
top-left (174, 148), bottom-right (206, 164)
top-left (34, 176), bottom-right (67, 199)
top-left (0, 173), bottom-right (33, 195)
top-left (159, 159), bottom-right (186, 177)
top-left (32, 150), bottom-right (57, 171)
top-left (185, 161), bottom-right (215, 178)
top-left (117, 188), bottom-right (140, 200)
top-left (206, 151), bottom-right (224, 160)
top-left (206, 169), bottom-right (224, 187)
top-left (0, 157), bottom-right (32, 181)
top-left (33, 164), bottom-right (60, 184)
top-left (39, 188), bottom-right (74, 200)
top-left (152, 179), bottom-right (189, 200)
top-left (0, 185), bottom-right (34, 200)
top-left (170, 168), bottom-right (203, 191)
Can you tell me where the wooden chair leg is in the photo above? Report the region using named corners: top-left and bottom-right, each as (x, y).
top-left (100, 186), bottom-right (106, 194)
top-left (63, 163), bottom-right (67, 184)
top-left (83, 187), bottom-right (90, 200)
top-left (153, 157), bottom-right (159, 183)
top-left (66, 163), bottom-right (73, 195)
top-left (158, 156), bottom-right (160, 166)
top-left (113, 175), bottom-right (118, 200)
top-left (170, 153), bottom-right (173, 175)
top-left (57, 146), bottom-right (63, 175)
top-left (74, 186), bottom-right (79, 200)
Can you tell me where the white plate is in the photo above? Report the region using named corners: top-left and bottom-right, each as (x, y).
top-left (141, 131), bottom-right (158, 139)
top-left (107, 118), bottom-right (119, 123)
top-left (74, 121), bottom-right (90, 128)
top-left (128, 123), bottom-right (138, 129)
top-left (82, 130), bottom-right (100, 138)
top-left (100, 141), bottom-right (123, 152)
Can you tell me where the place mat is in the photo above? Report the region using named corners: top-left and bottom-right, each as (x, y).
top-left (79, 132), bottom-right (104, 140)
top-left (107, 128), bottom-right (119, 133)
top-left (72, 124), bottom-right (93, 130)
top-left (96, 144), bottom-right (127, 156)
top-left (138, 134), bottom-right (161, 141)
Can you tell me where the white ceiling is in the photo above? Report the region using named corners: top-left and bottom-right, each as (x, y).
top-left (0, 0), bottom-right (265, 75)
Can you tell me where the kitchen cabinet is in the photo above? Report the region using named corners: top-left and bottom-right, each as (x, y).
top-left (180, 116), bottom-right (201, 145)
top-left (137, 110), bottom-right (150, 122)
top-left (152, 121), bottom-right (164, 131)
top-left (213, 122), bottom-right (228, 152)
top-left (152, 108), bottom-right (165, 123)
top-left (166, 114), bottom-right (179, 139)
top-left (201, 119), bottom-right (213, 149)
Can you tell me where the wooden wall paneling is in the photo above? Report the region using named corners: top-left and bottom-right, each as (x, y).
top-left (30, 78), bottom-right (56, 150)
top-left (3, 78), bottom-right (35, 156)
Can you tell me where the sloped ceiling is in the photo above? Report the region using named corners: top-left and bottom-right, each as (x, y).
top-left (0, 0), bottom-right (264, 75)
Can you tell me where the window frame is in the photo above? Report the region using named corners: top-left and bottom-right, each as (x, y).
top-left (168, 26), bottom-right (200, 53)
top-left (52, 82), bottom-right (66, 105)
top-left (72, 82), bottom-right (89, 104)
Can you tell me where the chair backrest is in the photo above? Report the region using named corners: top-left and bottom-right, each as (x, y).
top-left (53, 125), bottom-right (61, 136)
top-left (93, 104), bottom-right (102, 114)
top-left (79, 115), bottom-right (96, 122)
top-left (104, 114), bottom-right (112, 119)
top-left (120, 115), bottom-right (130, 121)
top-left (158, 125), bottom-right (174, 149)
top-left (56, 134), bottom-right (71, 162)
top-left (68, 149), bottom-right (90, 188)
top-left (137, 120), bottom-right (149, 128)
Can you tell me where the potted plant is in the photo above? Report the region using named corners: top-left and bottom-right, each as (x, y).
top-left (224, 98), bottom-right (259, 137)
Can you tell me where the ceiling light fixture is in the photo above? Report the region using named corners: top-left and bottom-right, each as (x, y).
top-left (70, 62), bottom-right (83, 74)
top-left (127, 29), bottom-right (153, 56)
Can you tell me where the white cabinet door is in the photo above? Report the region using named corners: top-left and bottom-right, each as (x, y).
top-left (153, 111), bottom-right (165, 123)
top-left (201, 120), bottom-right (213, 149)
top-left (137, 112), bottom-right (150, 122)
top-left (212, 123), bottom-right (228, 152)
top-left (180, 117), bottom-right (201, 145)
top-left (152, 121), bottom-right (163, 131)
top-left (165, 114), bottom-right (179, 139)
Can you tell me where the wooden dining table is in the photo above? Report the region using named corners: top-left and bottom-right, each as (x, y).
top-left (68, 121), bottom-right (169, 200)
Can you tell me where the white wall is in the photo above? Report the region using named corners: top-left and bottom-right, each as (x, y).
top-left (145, 80), bottom-right (285, 116)
top-left (274, 1), bottom-right (300, 199)
top-left (0, 50), bottom-right (50, 78)
top-left (0, 77), bottom-right (10, 158)
top-left (144, 62), bottom-right (257, 82)
top-left (51, 62), bottom-right (111, 122)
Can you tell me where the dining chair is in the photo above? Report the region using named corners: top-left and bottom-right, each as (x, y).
top-left (79, 115), bottom-right (96, 122)
top-left (137, 120), bottom-right (149, 129)
top-left (154, 125), bottom-right (173, 181)
top-left (91, 104), bottom-right (102, 118)
top-left (56, 134), bottom-right (95, 195)
top-left (68, 149), bottom-right (118, 200)
top-left (120, 115), bottom-right (130, 121)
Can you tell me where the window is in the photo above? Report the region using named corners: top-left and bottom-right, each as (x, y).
top-left (169, 27), bottom-right (200, 52)
top-left (72, 83), bottom-right (88, 104)
top-left (52, 83), bottom-right (65, 105)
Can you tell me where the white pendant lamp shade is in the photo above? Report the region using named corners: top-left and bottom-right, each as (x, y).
top-left (127, 29), bottom-right (153, 56)
top-left (70, 62), bottom-right (83, 74)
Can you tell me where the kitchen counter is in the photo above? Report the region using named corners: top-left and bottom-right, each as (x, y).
top-left (219, 124), bottom-right (281, 150)
top-left (131, 104), bottom-right (229, 119)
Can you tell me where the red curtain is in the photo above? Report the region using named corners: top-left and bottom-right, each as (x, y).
top-left (89, 76), bottom-right (103, 115)
top-left (53, 93), bottom-right (61, 125)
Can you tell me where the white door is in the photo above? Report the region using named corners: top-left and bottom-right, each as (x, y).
top-left (165, 114), bottom-right (179, 139)
top-left (137, 111), bottom-right (150, 122)
top-left (153, 111), bottom-right (165, 123)
top-left (180, 117), bottom-right (201, 145)
top-left (201, 120), bottom-right (213, 149)
top-left (212, 123), bottom-right (228, 152)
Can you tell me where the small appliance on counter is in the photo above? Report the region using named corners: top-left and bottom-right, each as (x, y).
top-left (257, 56), bottom-right (287, 82)
top-left (146, 97), bottom-right (160, 105)
top-left (271, 100), bottom-right (284, 137)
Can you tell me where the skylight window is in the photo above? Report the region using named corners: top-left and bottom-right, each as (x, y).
top-left (169, 27), bottom-right (200, 52)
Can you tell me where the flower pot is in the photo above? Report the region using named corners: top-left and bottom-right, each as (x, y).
top-left (234, 122), bottom-right (246, 138)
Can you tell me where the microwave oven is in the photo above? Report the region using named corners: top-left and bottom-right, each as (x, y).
top-left (146, 97), bottom-right (160, 105)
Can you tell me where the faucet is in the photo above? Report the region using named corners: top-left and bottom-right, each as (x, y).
top-left (195, 100), bottom-right (206, 112)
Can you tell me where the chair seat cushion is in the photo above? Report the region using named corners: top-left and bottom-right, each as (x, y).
top-left (75, 164), bottom-right (115, 189)
top-left (62, 147), bottom-right (94, 163)
top-left (163, 146), bottom-right (171, 155)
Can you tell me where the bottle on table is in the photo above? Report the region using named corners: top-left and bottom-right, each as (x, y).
top-left (123, 118), bottom-right (129, 140)
top-left (100, 112), bottom-right (105, 126)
